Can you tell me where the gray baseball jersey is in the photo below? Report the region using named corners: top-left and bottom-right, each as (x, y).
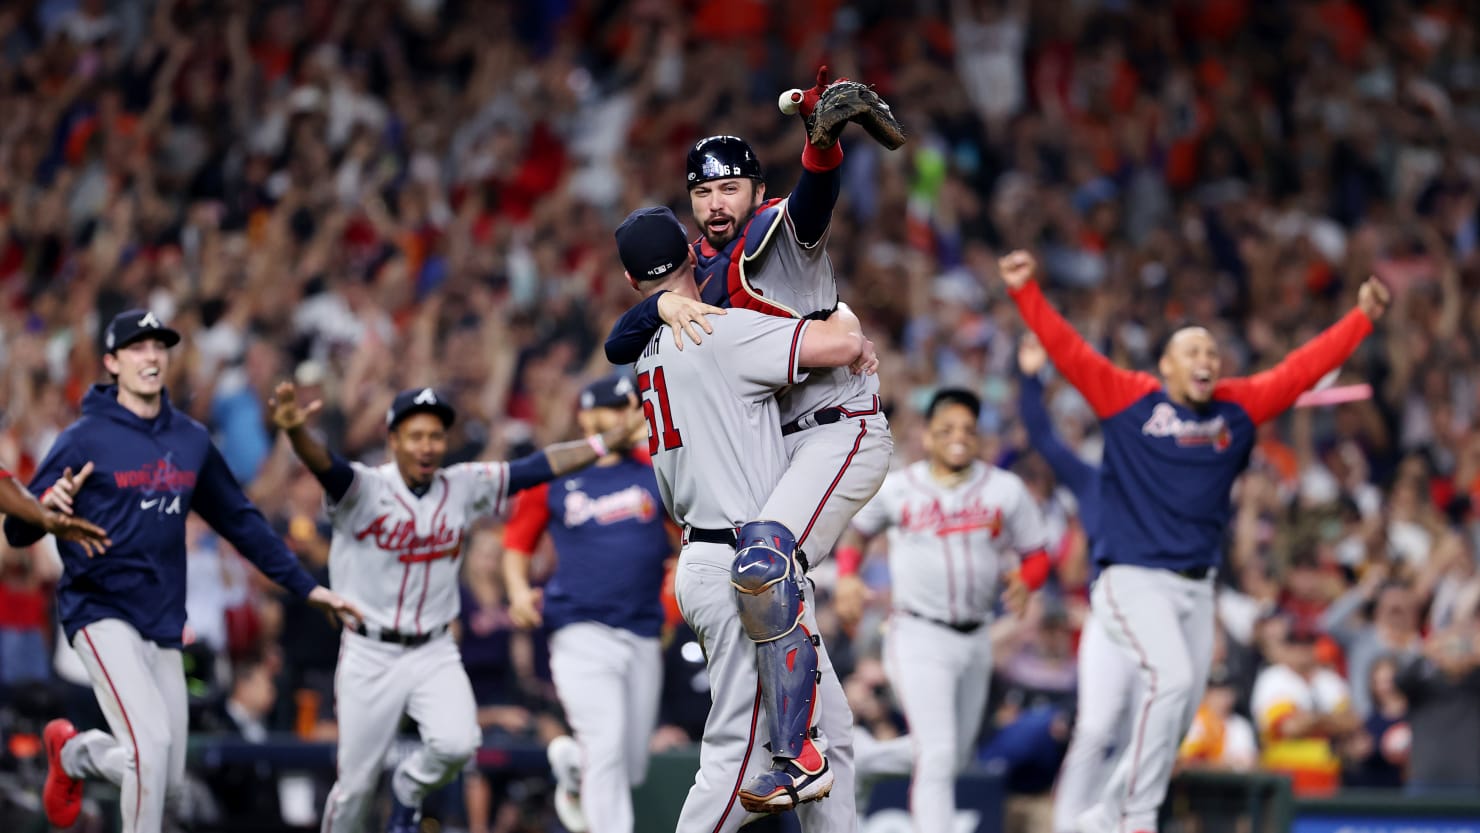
top-left (737, 199), bottom-right (879, 424)
top-left (851, 460), bottom-right (1048, 623)
top-left (634, 309), bottom-right (810, 529)
top-left (326, 460), bottom-right (510, 633)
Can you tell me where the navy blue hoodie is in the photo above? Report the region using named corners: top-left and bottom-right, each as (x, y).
top-left (4, 385), bottom-right (318, 647)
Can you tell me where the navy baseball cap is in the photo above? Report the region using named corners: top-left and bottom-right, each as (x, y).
top-left (386, 387), bottom-right (456, 431)
top-left (580, 373), bottom-right (636, 410)
top-left (105, 309), bottom-right (181, 353)
top-left (615, 206), bottom-right (690, 281)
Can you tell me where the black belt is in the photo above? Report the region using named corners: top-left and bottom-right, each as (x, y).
top-left (353, 622), bottom-right (448, 646)
top-left (781, 407), bottom-right (845, 437)
top-left (1175, 565), bottom-right (1212, 580)
top-left (902, 610), bottom-right (984, 634)
top-left (687, 527), bottom-right (809, 573)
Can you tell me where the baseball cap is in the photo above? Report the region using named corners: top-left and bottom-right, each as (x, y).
top-left (386, 387), bottom-right (456, 431)
top-left (105, 309), bottom-right (181, 353)
top-left (615, 206), bottom-right (690, 281)
top-left (580, 373), bottom-right (637, 410)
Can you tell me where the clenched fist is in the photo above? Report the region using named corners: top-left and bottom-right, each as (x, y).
top-left (998, 250), bottom-right (1037, 290)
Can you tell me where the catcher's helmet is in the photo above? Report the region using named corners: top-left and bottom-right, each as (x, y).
top-left (686, 135), bottom-right (763, 189)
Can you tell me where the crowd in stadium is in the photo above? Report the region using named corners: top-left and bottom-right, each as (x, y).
top-left (0, 0), bottom-right (1478, 830)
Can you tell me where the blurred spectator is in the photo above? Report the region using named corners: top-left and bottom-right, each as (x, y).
top-left (1340, 655), bottom-right (1411, 789)
top-left (1251, 617), bottom-right (1362, 796)
top-left (1178, 670), bottom-right (1258, 773)
top-left (198, 656), bottom-right (285, 829)
top-left (0, 543), bottom-right (55, 688)
top-left (1320, 566), bottom-right (1424, 718)
top-left (1395, 618), bottom-right (1480, 795)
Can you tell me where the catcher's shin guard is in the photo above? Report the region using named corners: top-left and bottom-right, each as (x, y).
top-left (730, 522), bottom-right (827, 793)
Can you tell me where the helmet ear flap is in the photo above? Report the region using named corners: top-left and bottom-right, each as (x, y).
top-left (686, 135), bottom-right (764, 189)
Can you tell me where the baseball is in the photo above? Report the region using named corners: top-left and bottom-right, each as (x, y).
top-left (779, 89), bottom-right (805, 115)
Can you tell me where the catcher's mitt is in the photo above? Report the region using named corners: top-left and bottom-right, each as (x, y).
top-left (806, 80), bottom-right (906, 151)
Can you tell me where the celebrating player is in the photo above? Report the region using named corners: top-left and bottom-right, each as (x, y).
top-left (604, 68), bottom-right (903, 813)
top-left (501, 373), bottom-right (671, 833)
top-left (835, 387), bottom-right (1051, 832)
top-left (616, 205), bottom-right (867, 830)
top-left (998, 251), bottom-right (1389, 833)
top-left (268, 380), bottom-right (642, 833)
top-left (1015, 335), bottom-right (1140, 833)
top-left (4, 310), bottom-right (361, 833)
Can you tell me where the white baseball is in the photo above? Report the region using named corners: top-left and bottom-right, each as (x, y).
top-left (779, 89), bottom-right (805, 115)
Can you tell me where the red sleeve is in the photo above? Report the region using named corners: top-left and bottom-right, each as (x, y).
top-left (1214, 308), bottom-right (1374, 426)
top-left (1008, 282), bottom-right (1160, 418)
top-left (502, 482), bottom-right (552, 553)
top-left (0, 469), bottom-right (11, 480)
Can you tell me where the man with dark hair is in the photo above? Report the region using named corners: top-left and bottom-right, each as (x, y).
top-left (836, 387), bottom-right (1052, 832)
top-left (7, 309), bottom-right (361, 833)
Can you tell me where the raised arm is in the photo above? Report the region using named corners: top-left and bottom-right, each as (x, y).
top-left (1017, 335), bottom-right (1096, 502)
top-left (269, 382), bottom-right (354, 502)
top-left (1216, 279), bottom-right (1387, 426)
top-left (999, 251), bottom-right (1158, 418)
top-left (506, 408), bottom-right (646, 493)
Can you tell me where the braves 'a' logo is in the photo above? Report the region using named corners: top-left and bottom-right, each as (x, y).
top-left (1141, 403), bottom-right (1232, 451)
top-left (900, 498), bottom-right (1004, 538)
top-left (563, 485), bottom-right (657, 527)
top-left (354, 514), bottom-right (463, 563)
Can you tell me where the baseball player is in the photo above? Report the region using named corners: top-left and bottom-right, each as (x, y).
top-left (604, 70), bottom-right (902, 816)
top-left (268, 380), bottom-right (642, 833)
top-left (1014, 335), bottom-right (1140, 833)
top-left (501, 372), bottom-right (671, 833)
top-left (615, 205), bottom-right (868, 831)
top-left (998, 250), bottom-right (1389, 833)
top-left (2, 309), bottom-right (361, 833)
top-left (833, 387), bottom-right (1051, 833)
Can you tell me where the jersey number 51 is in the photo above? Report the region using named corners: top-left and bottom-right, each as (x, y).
top-left (637, 367), bottom-right (684, 454)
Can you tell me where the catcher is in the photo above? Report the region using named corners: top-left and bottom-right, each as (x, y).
top-left (603, 68), bottom-right (904, 824)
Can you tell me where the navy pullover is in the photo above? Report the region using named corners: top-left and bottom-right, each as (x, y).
top-left (5, 385), bottom-right (317, 647)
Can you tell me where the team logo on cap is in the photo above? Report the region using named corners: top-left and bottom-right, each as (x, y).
top-left (614, 376), bottom-right (634, 397)
top-left (414, 388), bottom-right (438, 405)
top-left (138, 312), bottom-right (162, 329)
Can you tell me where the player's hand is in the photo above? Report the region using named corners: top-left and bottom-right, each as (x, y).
top-left (1357, 277), bottom-right (1391, 321)
top-left (508, 586), bottom-right (543, 629)
top-left (850, 336), bottom-right (879, 376)
top-left (42, 510), bottom-right (110, 557)
top-left (43, 462), bottom-right (95, 515)
top-left (307, 586), bottom-right (363, 630)
top-left (269, 381), bottom-right (323, 432)
top-left (1001, 571), bottom-right (1031, 618)
top-left (997, 250), bottom-right (1037, 290)
top-left (657, 291), bottom-right (726, 351)
top-left (834, 573), bottom-right (872, 626)
top-left (1017, 332), bottom-right (1048, 376)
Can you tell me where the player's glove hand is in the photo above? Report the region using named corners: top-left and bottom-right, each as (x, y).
top-left (657, 291), bottom-right (727, 351)
top-left (270, 381), bottom-right (323, 432)
top-left (802, 73), bottom-right (906, 151)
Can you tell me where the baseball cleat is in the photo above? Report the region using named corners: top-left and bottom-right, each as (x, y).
top-left (546, 735), bottom-right (588, 832)
top-left (385, 794), bottom-right (420, 833)
top-left (738, 757), bottom-right (834, 813)
top-left (43, 719), bottom-right (83, 828)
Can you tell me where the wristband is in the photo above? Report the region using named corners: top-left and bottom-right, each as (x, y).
top-left (835, 545), bottom-right (863, 576)
top-left (587, 434), bottom-right (610, 458)
top-left (801, 138), bottom-right (844, 173)
top-left (1019, 550), bottom-right (1051, 591)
